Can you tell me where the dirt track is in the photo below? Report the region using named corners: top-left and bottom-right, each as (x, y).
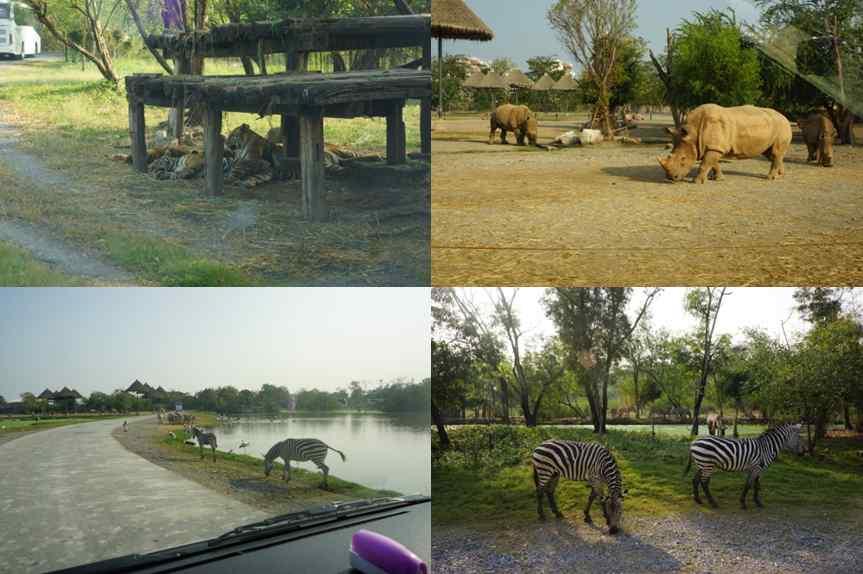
top-left (431, 113), bottom-right (863, 286)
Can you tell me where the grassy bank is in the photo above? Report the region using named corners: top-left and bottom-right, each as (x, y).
top-left (0, 58), bottom-right (429, 286)
top-left (0, 240), bottom-right (88, 285)
top-left (0, 413), bottom-right (124, 434)
top-left (431, 425), bottom-right (863, 527)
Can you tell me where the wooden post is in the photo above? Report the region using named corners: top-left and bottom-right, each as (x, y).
top-left (257, 40), bottom-right (268, 75)
top-left (299, 107), bottom-right (326, 221)
top-left (421, 36), bottom-right (432, 155)
top-left (281, 50), bottom-right (306, 165)
top-left (171, 56), bottom-right (190, 139)
top-left (128, 99), bottom-right (147, 173)
top-left (386, 100), bottom-right (407, 165)
top-left (204, 104), bottom-right (224, 196)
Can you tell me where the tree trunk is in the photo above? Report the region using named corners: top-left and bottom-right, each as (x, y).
top-left (499, 375), bottom-right (510, 424)
top-left (843, 402), bottom-right (852, 430)
top-left (431, 400), bottom-right (450, 448)
top-left (633, 366), bottom-right (640, 419)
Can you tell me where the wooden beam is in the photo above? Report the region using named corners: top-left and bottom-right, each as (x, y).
top-left (204, 105), bottom-right (224, 196)
top-left (386, 100), bottom-right (406, 165)
top-left (421, 37), bottom-right (432, 155)
top-left (128, 100), bottom-right (147, 173)
top-left (299, 107), bottom-right (326, 221)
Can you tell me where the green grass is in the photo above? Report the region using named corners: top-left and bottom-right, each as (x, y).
top-left (432, 425), bottom-right (863, 528)
top-left (0, 240), bottom-right (87, 285)
top-left (0, 414), bottom-right (124, 434)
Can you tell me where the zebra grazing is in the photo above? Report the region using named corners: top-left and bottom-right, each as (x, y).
top-left (190, 426), bottom-right (218, 462)
top-left (263, 438), bottom-right (346, 488)
top-left (685, 422), bottom-right (802, 509)
top-left (531, 440), bottom-right (627, 534)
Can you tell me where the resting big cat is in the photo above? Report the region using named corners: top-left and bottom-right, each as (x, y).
top-left (489, 104), bottom-right (539, 146)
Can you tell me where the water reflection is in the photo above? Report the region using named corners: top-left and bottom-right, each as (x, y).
top-left (212, 413), bottom-right (430, 495)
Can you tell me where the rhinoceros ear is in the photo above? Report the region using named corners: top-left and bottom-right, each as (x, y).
top-left (665, 127), bottom-right (677, 137)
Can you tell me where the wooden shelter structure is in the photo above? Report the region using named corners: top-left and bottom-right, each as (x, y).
top-left (128, 14), bottom-right (431, 220)
top-left (431, 0), bottom-right (494, 117)
top-left (532, 73), bottom-right (555, 91)
top-left (505, 69), bottom-right (533, 104)
top-left (462, 69), bottom-right (485, 88)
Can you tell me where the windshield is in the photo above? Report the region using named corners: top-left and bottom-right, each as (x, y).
top-left (0, 4), bottom-right (10, 20)
top-left (0, 287), bottom-right (430, 573)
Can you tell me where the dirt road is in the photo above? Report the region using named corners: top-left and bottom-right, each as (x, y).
top-left (431, 114), bottom-right (863, 285)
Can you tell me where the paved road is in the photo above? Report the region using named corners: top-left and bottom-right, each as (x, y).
top-left (0, 417), bottom-right (267, 574)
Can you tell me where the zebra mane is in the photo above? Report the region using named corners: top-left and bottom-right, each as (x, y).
top-left (264, 441), bottom-right (282, 461)
top-left (756, 423), bottom-right (795, 452)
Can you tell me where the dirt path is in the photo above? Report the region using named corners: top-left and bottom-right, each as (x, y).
top-left (0, 120), bottom-right (134, 284)
top-left (431, 115), bottom-right (863, 285)
top-left (432, 511), bottom-right (863, 574)
top-left (0, 416), bottom-right (266, 574)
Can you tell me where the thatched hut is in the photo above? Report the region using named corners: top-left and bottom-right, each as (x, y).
top-left (532, 73), bottom-right (556, 91)
top-left (432, 0), bottom-right (494, 117)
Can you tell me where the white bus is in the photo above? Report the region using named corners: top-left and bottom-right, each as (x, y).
top-left (0, 2), bottom-right (40, 59)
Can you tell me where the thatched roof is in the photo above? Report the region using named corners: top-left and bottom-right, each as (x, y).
top-left (532, 73), bottom-right (556, 91)
top-left (127, 379), bottom-right (146, 393)
top-left (463, 69), bottom-right (485, 88)
top-left (478, 70), bottom-right (509, 89)
top-left (38, 388), bottom-right (55, 400)
top-left (54, 387), bottom-right (82, 400)
top-left (505, 69), bottom-right (534, 88)
top-left (552, 74), bottom-right (579, 91)
top-left (432, 0), bottom-right (494, 41)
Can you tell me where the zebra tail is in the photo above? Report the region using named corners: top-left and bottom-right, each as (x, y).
top-left (683, 451), bottom-right (692, 476)
top-left (329, 445), bottom-right (346, 462)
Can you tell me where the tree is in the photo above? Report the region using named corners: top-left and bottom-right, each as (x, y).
top-left (793, 287), bottom-right (846, 324)
top-left (432, 55), bottom-right (470, 113)
top-left (0, 395), bottom-right (5, 405)
top-left (21, 392), bottom-right (38, 414)
top-left (548, 0), bottom-right (638, 136)
top-left (431, 339), bottom-right (470, 447)
top-left (490, 57), bottom-right (516, 75)
top-left (526, 56), bottom-right (569, 82)
top-left (545, 287), bottom-right (659, 433)
top-left (686, 287), bottom-right (728, 436)
top-left (670, 10), bottom-right (762, 112)
top-left (22, 0), bottom-right (120, 84)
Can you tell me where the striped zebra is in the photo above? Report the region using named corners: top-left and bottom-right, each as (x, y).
top-left (531, 440), bottom-right (627, 534)
top-left (264, 438), bottom-right (346, 488)
top-left (685, 422), bottom-right (802, 509)
top-left (191, 426), bottom-right (218, 462)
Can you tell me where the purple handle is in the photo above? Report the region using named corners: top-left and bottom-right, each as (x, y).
top-left (351, 529), bottom-right (427, 574)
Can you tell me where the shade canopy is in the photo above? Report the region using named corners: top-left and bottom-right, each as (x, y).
top-left (462, 69), bottom-right (485, 88)
top-left (432, 0), bottom-right (494, 41)
top-left (552, 74), bottom-right (579, 91)
top-left (532, 73), bottom-right (556, 91)
top-left (477, 70), bottom-right (509, 89)
top-left (505, 69), bottom-right (534, 88)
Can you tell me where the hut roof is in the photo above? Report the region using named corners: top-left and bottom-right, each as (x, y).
top-left (127, 379), bottom-right (146, 393)
top-left (505, 69), bottom-right (534, 88)
top-left (532, 73), bottom-right (556, 91)
top-left (432, 0), bottom-right (494, 41)
top-left (552, 74), bottom-right (579, 91)
top-left (38, 388), bottom-right (55, 400)
top-left (54, 387), bottom-right (82, 399)
top-left (478, 70), bottom-right (509, 89)
top-left (462, 69), bottom-right (485, 88)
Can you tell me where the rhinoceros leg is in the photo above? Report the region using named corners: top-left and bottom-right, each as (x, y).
top-left (695, 151), bottom-right (722, 184)
top-left (500, 130), bottom-right (509, 144)
top-left (806, 142), bottom-right (818, 163)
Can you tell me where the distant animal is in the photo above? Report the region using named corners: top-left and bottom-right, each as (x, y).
top-left (489, 104), bottom-right (539, 147)
top-left (190, 426), bottom-right (218, 462)
top-left (798, 112), bottom-right (835, 167)
top-left (238, 440), bottom-right (250, 451)
top-left (532, 440), bottom-right (627, 534)
top-left (122, 421), bottom-right (128, 432)
top-left (169, 431), bottom-right (176, 440)
top-left (707, 414), bottom-right (726, 436)
top-left (264, 438), bottom-right (347, 488)
top-left (685, 423), bottom-right (802, 509)
top-left (657, 103), bottom-right (792, 184)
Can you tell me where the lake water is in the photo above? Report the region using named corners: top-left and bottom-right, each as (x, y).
top-left (211, 413), bottom-right (430, 495)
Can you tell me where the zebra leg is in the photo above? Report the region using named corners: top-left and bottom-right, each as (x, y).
top-left (584, 488), bottom-right (597, 524)
top-left (536, 485), bottom-right (546, 521)
top-left (753, 475), bottom-right (764, 508)
top-left (740, 472), bottom-right (755, 509)
top-left (692, 470), bottom-right (703, 505)
top-left (702, 478), bottom-right (719, 508)
top-left (318, 462), bottom-right (330, 488)
top-left (211, 445), bottom-right (216, 462)
top-left (546, 477), bottom-right (563, 519)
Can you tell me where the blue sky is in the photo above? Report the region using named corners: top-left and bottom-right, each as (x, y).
top-left (0, 288), bottom-right (431, 401)
top-left (446, 0), bottom-right (762, 69)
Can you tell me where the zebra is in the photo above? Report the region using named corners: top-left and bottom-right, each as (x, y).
top-left (190, 426), bottom-right (218, 462)
top-left (263, 438), bottom-right (346, 488)
top-left (685, 422), bottom-right (802, 509)
top-left (531, 440), bottom-right (627, 534)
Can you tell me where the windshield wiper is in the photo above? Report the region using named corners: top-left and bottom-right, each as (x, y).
top-left (210, 495), bottom-right (428, 546)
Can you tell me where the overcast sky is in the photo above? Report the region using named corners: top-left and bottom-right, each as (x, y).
top-left (0, 288), bottom-right (431, 401)
top-left (446, 0), bottom-right (762, 69)
top-left (451, 288), bottom-right (863, 354)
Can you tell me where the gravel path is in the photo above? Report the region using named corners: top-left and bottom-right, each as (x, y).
top-left (432, 512), bottom-right (863, 574)
top-left (0, 416), bottom-right (266, 574)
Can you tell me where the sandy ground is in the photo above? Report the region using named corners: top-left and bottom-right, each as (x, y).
top-left (432, 511), bottom-right (863, 574)
top-left (431, 113), bottom-right (863, 285)
top-left (0, 416), bottom-right (266, 574)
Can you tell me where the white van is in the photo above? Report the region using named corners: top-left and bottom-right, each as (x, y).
top-left (18, 25), bottom-right (39, 57)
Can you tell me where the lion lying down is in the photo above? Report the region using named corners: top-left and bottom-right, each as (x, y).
top-left (113, 124), bottom-right (376, 188)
